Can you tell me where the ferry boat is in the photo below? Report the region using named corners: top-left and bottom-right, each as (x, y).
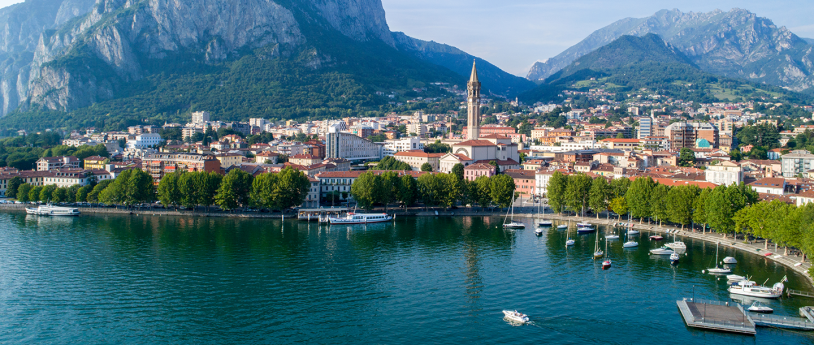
top-left (502, 310), bottom-right (529, 324)
top-left (328, 212), bottom-right (392, 225)
top-left (25, 204), bottom-right (80, 216)
top-left (728, 277), bottom-right (786, 299)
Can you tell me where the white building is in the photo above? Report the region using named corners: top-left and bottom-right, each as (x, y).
top-left (382, 137), bottom-right (424, 156)
top-left (638, 116), bottom-right (653, 139)
top-left (705, 161), bottom-right (743, 186)
top-left (748, 178), bottom-right (786, 195)
top-left (326, 126), bottom-right (382, 161)
top-left (192, 111), bottom-right (210, 124)
top-left (535, 170), bottom-right (555, 197)
top-left (781, 150), bottom-right (814, 178)
top-left (127, 133), bottom-right (163, 149)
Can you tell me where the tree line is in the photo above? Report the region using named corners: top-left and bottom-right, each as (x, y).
top-left (10, 167), bottom-right (311, 211)
top-left (349, 163), bottom-right (516, 210)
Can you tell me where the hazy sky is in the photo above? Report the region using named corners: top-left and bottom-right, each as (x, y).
top-left (381, 0), bottom-right (814, 76)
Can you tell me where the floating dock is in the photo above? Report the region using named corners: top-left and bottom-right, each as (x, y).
top-left (787, 289), bottom-right (814, 299)
top-left (676, 298), bottom-right (755, 335)
top-left (752, 312), bottom-right (814, 330)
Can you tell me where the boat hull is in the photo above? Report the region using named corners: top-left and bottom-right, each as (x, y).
top-left (576, 228), bottom-right (595, 234)
top-left (728, 288), bottom-right (781, 299)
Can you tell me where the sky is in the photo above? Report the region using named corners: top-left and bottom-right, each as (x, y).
top-left (381, 0), bottom-right (814, 77)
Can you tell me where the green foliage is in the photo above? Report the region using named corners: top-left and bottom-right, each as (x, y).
top-left (76, 185), bottom-right (92, 202)
top-left (610, 177), bottom-right (631, 198)
top-left (666, 185), bottom-right (700, 226)
top-left (649, 184), bottom-right (671, 224)
top-left (29, 186), bottom-right (42, 202)
top-left (398, 175), bottom-right (418, 206)
top-left (6, 176), bottom-right (23, 198)
top-left (565, 173), bottom-right (592, 214)
top-left (489, 174), bottom-right (516, 208)
top-left (417, 173), bottom-right (443, 206)
top-left (88, 180), bottom-right (112, 202)
top-left (547, 172), bottom-right (568, 213)
top-left (379, 171), bottom-right (401, 209)
top-left (420, 162), bottom-right (433, 172)
top-left (451, 163), bottom-right (465, 181)
top-left (100, 169), bottom-right (155, 205)
top-left (627, 177), bottom-right (656, 219)
top-left (609, 197), bottom-right (628, 217)
top-left (248, 167), bottom-right (309, 210)
top-left (588, 177), bottom-right (611, 216)
top-left (424, 140), bottom-right (451, 154)
top-left (215, 169), bottom-right (254, 211)
top-left (16, 183), bottom-right (31, 202)
top-left (474, 175), bottom-right (492, 208)
top-left (678, 148), bottom-right (695, 167)
top-left (736, 123), bottom-right (780, 149)
top-left (39, 185), bottom-right (57, 203)
top-left (247, 132), bottom-right (274, 145)
top-left (374, 156), bottom-right (412, 171)
top-left (157, 171), bottom-right (184, 208)
top-left (351, 172), bottom-right (382, 210)
top-left (705, 183), bottom-right (756, 235)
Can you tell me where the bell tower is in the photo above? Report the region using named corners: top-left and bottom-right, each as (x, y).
top-left (466, 60), bottom-right (481, 140)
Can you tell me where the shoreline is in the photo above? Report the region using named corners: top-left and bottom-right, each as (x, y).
top-left (3, 203), bottom-right (811, 287)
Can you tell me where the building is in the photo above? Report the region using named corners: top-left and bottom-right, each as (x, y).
top-left (705, 161), bottom-right (742, 186)
top-left (638, 116), bottom-right (653, 139)
top-left (601, 138), bottom-right (640, 150)
top-left (191, 111), bottom-right (210, 124)
top-left (41, 169), bottom-right (94, 188)
top-left (143, 153), bottom-right (221, 183)
top-left (213, 153), bottom-right (243, 168)
top-left (255, 151), bottom-right (280, 164)
top-left (393, 150), bottom-right (444, 171)
top-left (83, 156), bottom-right (108, 170)
top-left (463, 163), bottom-right (495, 181)
top-left (504, 169), bottom-right (536, 197)
top-left (302, 177), bottom-right (320, 208)
top-left (748, 178), bottom-right (786, 195)
top-left (127, 133), bottom-right (163, 149)
top-left (290, 154), bottom-right (322, 166)
top-left (665, 122), bottom-right (718, 150)
top-left (36, 156), bottom-right (80, 171)
top-left (326, 126), bottom-right (382, 162)
top-left (781, 150), bottom-right (814, 178)
top-left (465, 61), bottom-right (481, 140)
top-left (438, 153), bottom-right (473, 173)
top-left (382, 137), bottom-right (424, 156)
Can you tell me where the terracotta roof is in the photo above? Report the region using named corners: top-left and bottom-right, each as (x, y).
top-left (464, 163), bottom-right (495, 170)
top-left (504, 169), bottom-right (536, 179)
top-left (749, 178), bottom-right (786, 188)
top-left (455, 140), bottom-right (496, 147)
top-left (291, 154), bottom-right (318, 159)
top-left (601, 138), bottom-right (640, 143)
top-left (394, 150), bottom-right (444, 158)
top-left (256, 151), bottom-right (280, 157)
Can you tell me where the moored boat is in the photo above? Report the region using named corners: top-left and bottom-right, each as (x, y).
top-left (650, 246), bottom-right (674, 255)
top-left (705, 242), bottom-right (731, 274)
top-left (729, 277), bottom-right (786, 299)
top-left (502, 310), bottom-right (529, 324)
top-left (25, 204), bottom-right (80, 216)
top-left (723, 256), bottom-right (737, 264)
top-left (557, 224), bottom-right (568, 230)
top-left (328, 212), bottom-right (392, 225)
top-left (649, 235), bottom-right (663, 241)
top-left (747, 301), bottom-right (773, 313)
top-left (670, 252), bottom-right (680, 264)
top-left (534, 228), bottom-right (543, 236)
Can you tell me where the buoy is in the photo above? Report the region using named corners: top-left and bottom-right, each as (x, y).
top-left (701, 270), bottom-right (706, 273)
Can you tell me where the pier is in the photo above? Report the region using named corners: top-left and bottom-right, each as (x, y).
top-left (676, 298), bottom-right (755, 335)
top-left (787, 289), bottom-right (814, 299)
top-left (752, 312), bottom-right (814, 331)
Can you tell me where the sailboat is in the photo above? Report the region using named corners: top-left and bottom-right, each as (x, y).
top-left (565, 225), bottom-right (575, 247)
top-left (602, 239), bottom-right (612, 269)
top-left (605, 227), bottom-right (620, 240)
top-left (503, 195), bottom-right (524, 229)
top-left (536, 200), bottom-right (553, 227)
top-left (665, 233), bottom-right (686, 254)
top-left (593, 232), bottom-right (604, 258)
top-left (705, 242), bottom-right (732, 274)
top-left (623, 214), bottom-right (638, 248)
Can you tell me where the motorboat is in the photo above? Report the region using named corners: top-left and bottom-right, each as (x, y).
top-left (727, 274), bottom-right (746, 282)
top-left (728, 277), bottom-right (786, 299)
top-left (705, 242), bottom-right (731, 274)
top-left (602, 259), bottom-right (612, 269)
top-left (747, 301), bottom-right (773, 313)
top-left (723, 257), bottom-right (737, 264)
top-left (534, 228), bottom-right (543, 236)
top-left (649, 235), bottom-right (664, 241)
top-left (605, 233), bottom-right (619, 240)
top-left (502, 310), bottom-right (529, 324)
top-left (557, 224), bottom-right (568, 230)
top-left (627, 229), bottom-right (639, 235)
top-left (665, 234), bottom-right (686, 254)
top-left (670, 252), bottom-right (680, 264)
top-left (25, 204), bottom-right (80, 216)
top-left (566, 239), bottom-right (575, 246)
top-left (537, 220), bottom-right (553, 227)
top-left (328, 212), bottom-right (392, 224)
top-left (650, 246), bottom-right (675, 255)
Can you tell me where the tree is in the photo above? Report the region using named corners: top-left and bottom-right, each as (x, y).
top-left (39, 185), bottom-right (57, 203)
top-left (489, 174), bottom-right (516, 209)
top-left (374, 156), bottom-right (412, 171)
top-left (16, 183), bottom-right (31, 202)
top-left (126, 169), bottom-right (156, 205)
top-left (609, 177), bottom-right (631, 198)
top-left (420, 162), bottom-right (433, 172)
top-left (76, 185), bottom-right (92, 202)
top-left (627, 177), bottom-right (656, 222)
top-left (705, 185), bottom-right (754, 237)
top-left (379, 171), bottom-right (401, 210)
top-left (649, 184), bottom-right (670, 226)
top-left (398, 175), bottom-right (418, 206)
top-left (473, 175), bottom-right (492, 208)
top-left (215, 169), bottom-right (254, 211)
top-left (588, 177), bottom-right (611, 218)
top-left (451, 163), bottom-right (465, 181)
top-left (488, 160), bottom-right (500, 174)
top-left (157, 171), bottom-right (184, 209)
top-left (666, 185), bottom-right (699, 229)
top-left (52, 187), bottom-right (68, 203)
top-left (609, 197), bottom-right (627, 221)
top-left (29, 186), bottom-right (42, 202)
top-left (417, 173), bottom-right (443, 207)
top-left (678, 148), bottom-right (695, 167)
top-left (547, 172), bottom-right (568, 214)
top-left (88, 180), bottom-right (113, 202)
top-left (565, 173), bottom-right (592, 216)
top-left (66, 185), bottom-right (80, 203)
top-left (274, 167), bottom-right (310, 209)
top-left (693, 188), bottom-right (711, 233)
top-left (6, 176), bottom-right (22, 199)
top-left (351, 172), bottom-right (382, 210)
top-left (439, 173), bottom-right (461, 209)
top-left (100, 169), bottom-right (132, 205)
top-left (250, 173), bottom-right (278, 209)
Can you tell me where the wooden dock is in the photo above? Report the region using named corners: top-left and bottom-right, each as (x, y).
top-left (752, 312), bottom-right (814, 330)
top-left (676, 298), bottom-right (756, 335)
top-left (787, 289), bottom-right (814, 299)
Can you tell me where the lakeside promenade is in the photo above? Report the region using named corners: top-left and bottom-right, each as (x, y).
top-left (2, 202), bottom-right (811, 287)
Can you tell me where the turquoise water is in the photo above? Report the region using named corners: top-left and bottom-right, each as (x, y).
top-left (0, 213), bottom-right (812, 344)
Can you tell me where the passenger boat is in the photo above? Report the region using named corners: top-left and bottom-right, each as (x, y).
top-left (650, 246), bottom-right (674, 255)
top-left (328, 212), bottom-right (392, 224)
top-left (25, 204), bottom-right (80, 216)
top-left (670, 252), bottom-right (680, 264)
top-left (723, 256), bottom-right (737, 264)
top-left (747, 301), bottom-right (773, 313)
top-left (728, 276), bottom-right (786, 299)
top-left (502, 310), bottom-right (529, 324)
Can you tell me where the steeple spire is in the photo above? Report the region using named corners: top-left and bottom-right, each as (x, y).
top-left (469, 60), bottom-right (479, 83)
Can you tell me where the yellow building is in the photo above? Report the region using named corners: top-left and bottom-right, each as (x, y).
top-left (83, 156), bottom-right (109, 170)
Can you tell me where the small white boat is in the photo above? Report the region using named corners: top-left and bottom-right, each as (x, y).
top-left (602, 259), bottom-right (612, 269)
top-left (665, 233), bottom-right (686, 254)
top-left (593, 231), bottom-right (603, 258)
top-left (329, 212), bottom-right (392, 224)
top-left (622, 214), bottom-right (638, 248)
top-left (627, 229), bottom-right (639, 235)
top-left (557, 224), bottom-right (568, 230)
top-left (534, 228), bottom-right (543, 236)
top-left (25, 204), bottom-right (80, 216)
top-left (670, 252), bottom-right (680, 264)
top-left (650, 246), bottom-right (675, 255)
top-left (503, 221), bottom-right (525, 229)
top-left (502, 310), bottom-right (529, 324)
top-left (747, 301), bottom-right (773, 313)
top-left (729, 277), bottom-right (786, 299)
top-left (727, 274), bottom-right (746, 282)
top-left (537, 220), bottom-right (553, 227)
top-left (723, 257), bottom-right (737, 264)
top-left (566, 239), bottom-right (575, 246)
top-left (706, 242), bottom-right (731, 274)
top-left (605, 234), bottom-right (619, 240)
top-left (577, 222), bottom-right (592, 228)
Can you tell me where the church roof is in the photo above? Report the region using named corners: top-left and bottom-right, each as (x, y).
top-left (469, 60), bottom-right (479, 83)
top-left (455, 140), bottom-right (495, 147)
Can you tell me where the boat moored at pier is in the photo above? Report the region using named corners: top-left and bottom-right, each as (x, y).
top-left (25, 205), bottom-right (80, 216)
top-left (328, 213), bottom-right (392, 225)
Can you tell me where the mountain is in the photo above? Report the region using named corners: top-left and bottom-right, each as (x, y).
top-left (392, 32), bottom-right (536, 96)
top-left (520, 34), bottom-right (813, 105)
top-left (804, 38), bottom-right (814, 46)
top-left (0, 0), bottom-right (521, 131)
top-left (526, 8), bottom-right (814, 92)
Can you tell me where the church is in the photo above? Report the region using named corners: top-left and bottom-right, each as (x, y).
top-left (438, 61), bottom-right (520, 173)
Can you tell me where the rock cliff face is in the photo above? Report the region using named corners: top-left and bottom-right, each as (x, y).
top-left (527, 9), bottom-right (814, 92)
top-left (0, 0), bottom-right (398, 116)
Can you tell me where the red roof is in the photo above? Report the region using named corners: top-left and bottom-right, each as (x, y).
top-left (455, 140), bottom-right (496, 147)
top-left (394, 150), bottom-right (444, 158)
top-left (601, 138), bottom-right (640, 143)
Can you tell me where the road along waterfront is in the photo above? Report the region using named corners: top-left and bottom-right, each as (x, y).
top-left (0, 211), bottom-right (812, 343)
